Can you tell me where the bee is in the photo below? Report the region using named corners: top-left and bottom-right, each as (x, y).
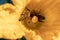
top-left (19, 7), bottom-right (45, 29)
top-left (19, 8), bottom-right (45, 23)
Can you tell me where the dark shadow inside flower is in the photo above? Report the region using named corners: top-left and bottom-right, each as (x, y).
top-left (0, 38), bottom-right (7, 40)
top-left (17, 36), bottom-right (26, 40)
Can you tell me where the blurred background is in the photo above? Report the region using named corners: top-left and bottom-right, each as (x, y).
top-left (0, 0), bottom-right (12, 5)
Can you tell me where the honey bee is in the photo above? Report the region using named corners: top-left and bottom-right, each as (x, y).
top-left (20, 8), bottom-right (45, 22)
top-left (19, 7), bottom-right (45, 29)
